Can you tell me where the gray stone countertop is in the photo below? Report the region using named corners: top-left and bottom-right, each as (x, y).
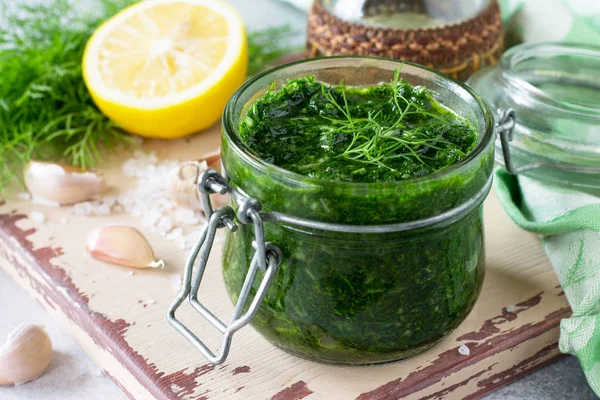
top-left (0, 0), bottom-right (597, 399)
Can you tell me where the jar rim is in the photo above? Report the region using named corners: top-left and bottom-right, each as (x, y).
top-left (500, 42), bottom-right (600, 118)
top-left (223, 56), bottom-right (495, 189)
top-left (317, 0), bottom-right (494, 33)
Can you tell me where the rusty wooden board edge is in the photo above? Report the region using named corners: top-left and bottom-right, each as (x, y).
top-left (465, 352), bottom-right (566, 400)
top-left (0, 211), bottom-right (194, 400)
top-left (401, 330), bottom-right (564, 399)
top-left (0, 259), bottom-right (143, 400)
top-left (358, 305), bottom-right (569, 399)
top-left (0, 208), bottom-right (571, 400)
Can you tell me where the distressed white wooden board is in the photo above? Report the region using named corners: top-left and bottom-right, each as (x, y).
top-left (0, 122), bottom-right (569, 400)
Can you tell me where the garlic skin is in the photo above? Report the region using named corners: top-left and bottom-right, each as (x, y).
top-left (168, 161), bottom-right (207, 209)
top-left (87, 226), bottom-right (165, 269)
top-left (0, 325), bottom-right (53, 386)
top-left (24, 161), bottom-right (106, 206)
top-left (200, 150), bottom-right (228, 208)
top-left (168, 151), bottom-right (228, 211)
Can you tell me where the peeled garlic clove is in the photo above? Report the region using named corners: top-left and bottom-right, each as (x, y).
top-left (0, 325), bottom-right (53, 386)
top-left (87, 226), bottom-right (164, 269)
top-left (24, 161), bottom-right (105, 206)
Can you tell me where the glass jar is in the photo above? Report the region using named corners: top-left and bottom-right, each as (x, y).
top-left (322, 0), bottom-right (491, 29)
top-left (306, 0), bottom-right (504, 81)
top-left (468, 43), bottom-right (600, 191)
top-left (214, 57), bottom-right (495, 364)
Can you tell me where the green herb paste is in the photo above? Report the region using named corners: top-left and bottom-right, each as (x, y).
top-left (238, 71), bottom-right (477, 183)
top-left (221, 71), bottom-right (492, 364)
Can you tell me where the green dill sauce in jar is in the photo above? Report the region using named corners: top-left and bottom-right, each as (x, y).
top-left (238, 71), bottom-right (478, 183)
top-left (220, 57), bottom-right (495, 364)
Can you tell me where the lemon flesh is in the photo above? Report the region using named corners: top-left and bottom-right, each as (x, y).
top-left (83, 0), bottom-right (248, 139)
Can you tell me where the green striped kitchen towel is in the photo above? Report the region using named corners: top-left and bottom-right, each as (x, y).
top-left (495, 168), bottom-right (600, 397)
top-left (500, 0), bottom-right (600, 46)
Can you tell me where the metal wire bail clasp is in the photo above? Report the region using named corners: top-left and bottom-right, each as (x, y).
top-left (497, 108), bottom-right (543, 175)
top-left (496, 108), bottom-right (519, 175)
top-left (167, 169), bottom-right (282, 364)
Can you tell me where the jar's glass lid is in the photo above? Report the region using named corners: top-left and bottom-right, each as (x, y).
top-left (468, 43), bottom-right (600, 191)
top-left (322, 0), bottom-right (491, 29)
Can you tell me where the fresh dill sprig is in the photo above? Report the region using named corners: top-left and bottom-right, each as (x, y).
top-left (238, 70), bottom-right (477, 182)
top-left (324, 68), bottom-right (457, 173)
top-left (0, 0), bottom-right (138, 191)
top-left (0, 0), bottom-right (298, 192)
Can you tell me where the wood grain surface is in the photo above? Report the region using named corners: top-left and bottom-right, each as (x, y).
top-left (0, 123), bottom-right (570, 400)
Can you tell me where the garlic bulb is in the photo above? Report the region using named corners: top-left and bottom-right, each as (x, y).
top-left (168, 150), bottom-right (228, 211)
top-left (0, 325), bottom-right (53, 386)
top-left (24, 161), bottom-right (106, 206)
top-left (87, 226), bottom-right (164, 269)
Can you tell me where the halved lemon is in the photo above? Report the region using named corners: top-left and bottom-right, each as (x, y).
top-left (83, 0), bottom-right (248, 139)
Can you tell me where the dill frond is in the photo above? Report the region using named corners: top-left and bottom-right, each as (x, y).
top-left (238, 68), bottom-right (478, 182)
top-left (0, 0), bottom-right (138, 191)
top-left (0, 0), bottom-right (297, 192)
top-left (330, 68), bottom-right (457, 172)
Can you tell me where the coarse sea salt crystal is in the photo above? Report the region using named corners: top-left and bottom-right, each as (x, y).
top-left (92, 204), bottom-right (111, 215)
top-left (141, 208), bottom-right (162, 227)
top-left (147, 153), bottom-right (158, 164)
top-left (16, 192), bottom-right (31, 201)
top-left (157, 216), bottom-right (173, 233)
top-left (29, 211), bottom-right (45, 223)
top-left (506, 305), bottom-right (516, 313)
top-left (175, 209), bottom-right (204, 225)
top-left (174, 208), bottom-right (194, 223)
top-left (165, 228), bottom-right (183, 241)
top-left (72, 201), bottom-right (93, 216)
top-left (458, 344), bottom-right (470, 356)
top-left (166, 230), bottom-right (186, 249)
top-left (171, 274), bottom-right (183, 293)
top-left (158, 198), bottom-right (175, 211)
